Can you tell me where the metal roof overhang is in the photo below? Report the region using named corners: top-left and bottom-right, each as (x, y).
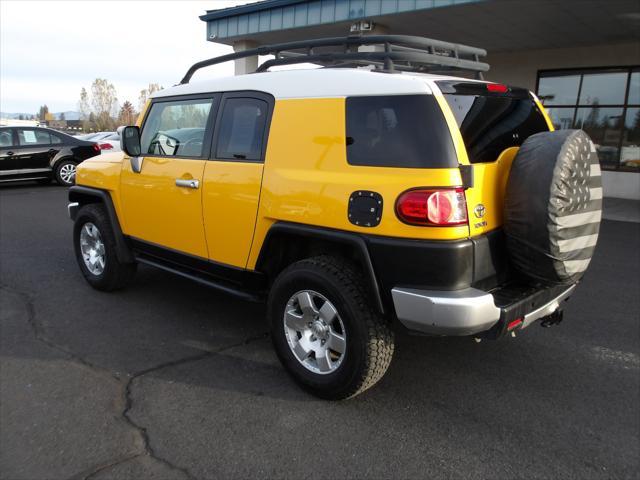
top-left (201, 0), bottom-right (640, 52)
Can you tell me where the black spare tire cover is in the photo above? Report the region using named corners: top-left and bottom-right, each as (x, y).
top-left (504, 129), bottom-right (602, 286)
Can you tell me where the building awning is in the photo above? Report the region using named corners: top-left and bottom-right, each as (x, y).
top-left (201, 0), bottom-right (640, 52)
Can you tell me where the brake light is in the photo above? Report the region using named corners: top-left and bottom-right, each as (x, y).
top-left (92, 143), bottom-right (100, 152)
top-left (98, 143), bottom-right (113, 150)
top-left (396, 188), bottom-right (468, 226)
top-left (487, 83), bottom-right (508, 93)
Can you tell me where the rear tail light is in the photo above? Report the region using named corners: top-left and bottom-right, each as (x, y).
top-left (396, 188), bottom-right (468, 226)
top-left (98, 143), bottom-right (113, 150)
top-left (92, 143), bottom-right (100, 152)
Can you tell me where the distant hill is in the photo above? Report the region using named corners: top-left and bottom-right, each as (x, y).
top-left (0, 111), bottom-right (81, 121)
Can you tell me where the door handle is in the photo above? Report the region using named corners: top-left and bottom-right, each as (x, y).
top-left (175, 178), bottom-right (199, 189)
top-left (6, 151), bottom-right (13, 156)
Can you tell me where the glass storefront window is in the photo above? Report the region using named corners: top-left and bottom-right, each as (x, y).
top-left (538, 67), bottom-right (640, 171)
top-left (627, 71), bottom-right (640, 105)
top-left (537, 75), bottom-right (580, 105)
top-left (621, 107), bottom-right (640, 169)
top-left (545, 107), bottom-right (575, 130)
top-left (579, 72), bottom-right (627, 106)
top-left (573, 107), bottom-right (624, 169)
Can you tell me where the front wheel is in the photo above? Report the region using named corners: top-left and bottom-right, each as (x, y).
top-left (73, 204), bottom-right (136, 291)
top-left (268, 256), bottom-right (394, 400)
top-left (55, 159), bottom-right (77, 186)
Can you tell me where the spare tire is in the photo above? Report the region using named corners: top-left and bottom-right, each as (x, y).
top-left (504, 129), bottom-right (602, 286)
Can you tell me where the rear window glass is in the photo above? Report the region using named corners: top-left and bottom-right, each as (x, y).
top-left (345, 95), bottom-right (457, 168)
top-left (442, 91), bottom-right (549, 164)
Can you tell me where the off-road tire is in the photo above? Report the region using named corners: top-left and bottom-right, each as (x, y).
top-left (268, 255), bottom-right (394, 400)
top-left (504, 129), bottom-right (602, 285)
top-left (73, 204), bottom-right (136, 291)
top-left (54, 159), bottom-right (77, 186)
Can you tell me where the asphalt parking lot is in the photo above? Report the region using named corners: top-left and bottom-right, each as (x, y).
top-left (1, 183), bottom-right (639, 480)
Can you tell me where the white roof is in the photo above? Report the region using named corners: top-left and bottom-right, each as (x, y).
top-left (151, 68), bottom-right (477, 100)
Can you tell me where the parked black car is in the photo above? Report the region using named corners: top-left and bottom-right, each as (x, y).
top-left (0, 126), bottom-right (101, 186)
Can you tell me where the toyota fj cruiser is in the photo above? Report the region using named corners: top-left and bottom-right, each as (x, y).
top-left (68, 36), bottom-right (602, 399)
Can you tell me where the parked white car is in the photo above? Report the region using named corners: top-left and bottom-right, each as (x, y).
top-left (76, 132), bottom-right (114, 141)
top-left (97, 133), bottom-right (121, 152)
top-left (76, 131), bottom-right (120, 151)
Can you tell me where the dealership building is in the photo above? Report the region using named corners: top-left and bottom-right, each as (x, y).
top-left (201, 0), bottom-right (640, 199)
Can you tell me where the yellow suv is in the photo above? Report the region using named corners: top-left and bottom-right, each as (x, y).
top-left (68, 36), bottom-right (602, 399)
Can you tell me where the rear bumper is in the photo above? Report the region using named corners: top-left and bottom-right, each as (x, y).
top-left (392, 283), bottom-right (576, 336)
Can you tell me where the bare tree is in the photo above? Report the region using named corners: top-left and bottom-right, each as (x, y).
top-left (91, 79), bottom-right (118, 131)
top-left (78, 79), bottom-right (118, 131)
top-left (78, 87), bottom-right (92, 131)
top-left (79, 88), bottom-right (90, 119)
top-left (138, 83), bottom-right (163, 111)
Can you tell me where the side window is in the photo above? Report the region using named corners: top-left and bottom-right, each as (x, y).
top-left (345, 95), bottom-right (457, 168)
top-left (51, 134), bottom-right (63, 144)
top-left (140, 98), bottom-right (213, 157)
top-left (0, 130), bottom-right (13, 148)
top-left (17, 129), bottom-right (51, 146)
top-left (215, 98), bottom-right (268, 161)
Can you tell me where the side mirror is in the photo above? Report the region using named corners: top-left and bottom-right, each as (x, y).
top-left (121, 126), bottom-right (141, 157)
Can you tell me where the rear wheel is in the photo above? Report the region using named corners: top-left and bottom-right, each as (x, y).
top-left (268, 255), bottom-right (394, 400)
top-left (55, 159), bottom-right (77, 186)
top-left (73, 204), bottom-right (136, 291)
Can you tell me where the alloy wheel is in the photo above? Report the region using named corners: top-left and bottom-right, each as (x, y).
top-left (59, 163), bottom-right (76, 185)
top-left (283, 290), bottom-right (347, 375)
top-left (79, 222), bottom-right (106, 275)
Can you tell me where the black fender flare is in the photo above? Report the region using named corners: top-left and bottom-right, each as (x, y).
top-left (68, 185), bottom-right (135, 264)
top-left (256, 222), bottom-right (385, 314)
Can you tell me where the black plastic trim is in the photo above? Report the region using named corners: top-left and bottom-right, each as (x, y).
top-left (437, 80), bottom-right (531, 98)
top-left (128, 236), bottom-right (266, 293)
top-left (485, 283), bottom-right (572, 339)
top-left (256, 222), bottom-right (385, 314)
top-left (68, 186), bottom-right (134, 263)
top-left (136, 256), bottom-right (262, 302)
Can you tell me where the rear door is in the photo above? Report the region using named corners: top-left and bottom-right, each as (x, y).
top-left (202, 92), bottom-right (273, 268)
top-left (120, 95), bottom-right (217, 258)
top-left (435, 81), bottom-right (551, 237)
top-left (14, 128), bottom-right (58, 172)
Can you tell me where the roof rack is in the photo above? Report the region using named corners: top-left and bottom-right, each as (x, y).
top-left (179, 34), bottom-right (489, 84)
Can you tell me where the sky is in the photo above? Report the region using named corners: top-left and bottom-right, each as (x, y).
top-left (0, 0), bottom-right (260, 114)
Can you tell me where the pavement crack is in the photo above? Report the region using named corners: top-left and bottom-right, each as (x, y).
top-left (0, 283), bottom-right (122, 383)
top-left (69, 453), bottom-right (142, 480)
top-left (120, 331), bottom-right (270, 480)
top-left (2, 282), bottom-right (269, 480)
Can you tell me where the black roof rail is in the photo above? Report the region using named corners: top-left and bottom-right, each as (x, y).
top-left (179, 34), bottom-right (489, 84)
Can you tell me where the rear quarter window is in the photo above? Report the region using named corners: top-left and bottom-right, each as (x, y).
top-left (345, 95), bottom-right (457, 168)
